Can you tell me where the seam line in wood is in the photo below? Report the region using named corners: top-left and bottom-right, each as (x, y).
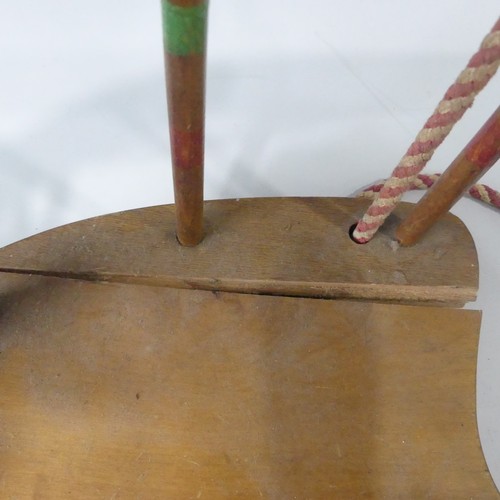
top-left (0, 268), bottom-right (476, 306)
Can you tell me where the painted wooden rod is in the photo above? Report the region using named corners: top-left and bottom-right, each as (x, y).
top-left (162, 0), bottom-right (208, 246)
top-left (396, 106), bottom-right (500, 246)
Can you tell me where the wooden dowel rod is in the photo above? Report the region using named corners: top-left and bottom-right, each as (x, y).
top-left (396, 106), bottom-right (500, 246)
top-left (162, 0), bottom-right (208, 246)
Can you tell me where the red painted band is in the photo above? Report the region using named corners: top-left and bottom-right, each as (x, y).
top-left (465, 108), bottom-right (500, 169)
top-left (170, 128), bottom-right (204, 169)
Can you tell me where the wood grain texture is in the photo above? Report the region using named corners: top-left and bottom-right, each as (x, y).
top-left (0, 197), bottom-right (478, 306)
top-left (0, 273), bottom-right (496, 498)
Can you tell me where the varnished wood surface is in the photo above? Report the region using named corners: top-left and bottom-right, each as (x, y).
top-left (0, 197), bottom-right (478, 306)
top-left (0, 273), bottom-right (496, 498)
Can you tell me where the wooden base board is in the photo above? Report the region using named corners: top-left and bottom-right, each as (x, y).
top-left (0, 273), bottom-right (496, 498)
top-left (0, 197), bottom-right (479, 306)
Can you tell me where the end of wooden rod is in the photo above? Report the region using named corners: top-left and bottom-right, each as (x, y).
top-left (177, 225), bottom-right (204, 247)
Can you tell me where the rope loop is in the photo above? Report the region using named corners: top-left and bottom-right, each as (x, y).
top-left (358, 173), bottom-right (500, 209)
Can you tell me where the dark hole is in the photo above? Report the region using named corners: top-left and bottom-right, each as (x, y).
top-left (348, 223), bottom-right (367, 244)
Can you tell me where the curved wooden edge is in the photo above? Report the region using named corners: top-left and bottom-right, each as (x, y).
top-left (0, 197), bottom-right (479, 306)
top-left (0, 274), bottom-right (496, 496)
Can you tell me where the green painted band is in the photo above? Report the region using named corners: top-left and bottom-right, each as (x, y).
top-left (162, 1), bottom-right (208, 56)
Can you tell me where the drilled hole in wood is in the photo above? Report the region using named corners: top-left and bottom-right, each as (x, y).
top-left (348, 223), bottom-right (367, 244)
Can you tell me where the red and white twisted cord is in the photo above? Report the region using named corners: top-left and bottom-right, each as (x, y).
top-left (358, 173), bottom-right (500, 209)
top-left (353, 18), bottom-right (500, 243)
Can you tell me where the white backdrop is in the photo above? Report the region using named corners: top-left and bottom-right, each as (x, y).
top-left (1, 0), bottom-right (499, 490)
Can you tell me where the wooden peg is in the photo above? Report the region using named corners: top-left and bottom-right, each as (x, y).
top-left (396, 106), bottom-right (500, 246)
top-left (162, 0), bottom-right (208, 246)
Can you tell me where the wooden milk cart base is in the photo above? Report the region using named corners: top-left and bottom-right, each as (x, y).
top-left (0, 197), bottom-right (497, 497)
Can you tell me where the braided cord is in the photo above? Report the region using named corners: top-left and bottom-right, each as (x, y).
top-left (352, 18), bottom-right (500, 243)
top-left (359, 173), bottom-right (500, 209)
